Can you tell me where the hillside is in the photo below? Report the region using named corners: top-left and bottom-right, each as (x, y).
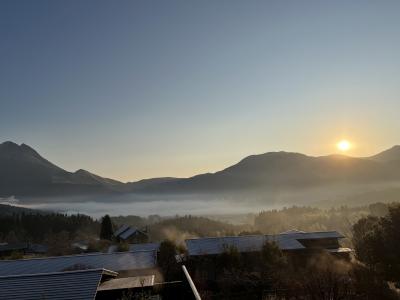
top-left (130, 151), bottom-right (400, 193)
top-left (1, 141), bottom-right (400, 201)
top-left (0, 141), bottom-right (125, 197)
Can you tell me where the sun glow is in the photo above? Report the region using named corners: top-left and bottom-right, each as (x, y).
top-left (337, 140), bottom-right (351, 152)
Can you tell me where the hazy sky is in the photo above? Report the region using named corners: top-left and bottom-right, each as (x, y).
top-left (1, 0), bottom-right (400, 181)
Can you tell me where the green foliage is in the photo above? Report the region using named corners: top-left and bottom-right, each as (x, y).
top-left (99, 214), bottom-right (113, 240)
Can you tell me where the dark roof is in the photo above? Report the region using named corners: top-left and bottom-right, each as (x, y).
top-left (120, 228), bottom-right (146, 240)
top-left (0, 243), bottom-right (48, 254)
top-left (108, 242), bottom-right (160, 253)
top-left (114, 225), bottom-right (147, 241)
top-left (185, 231), bottom-right (345, 256)
top-left (113, 224), bottom-right (130, 237)
top-left (0, 250), bottom-right (157, 276)
top-left (0, 242), bottom-right (27, 252)
top-left (27, 243), bottom-right (48, 253)
top-left (0, 268), bottom-right (116, 300)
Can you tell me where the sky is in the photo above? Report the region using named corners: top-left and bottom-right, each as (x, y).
top-left (1, 0), bottom-right (400, 182)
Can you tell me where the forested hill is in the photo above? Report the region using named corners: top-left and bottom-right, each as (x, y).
top-left (0, 204), bottom-right (44, 216)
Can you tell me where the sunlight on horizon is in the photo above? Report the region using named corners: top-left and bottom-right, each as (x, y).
top-left (337, 140), bottom-right (352, 152)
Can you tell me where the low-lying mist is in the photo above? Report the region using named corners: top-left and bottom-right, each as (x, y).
top-left (3, 181), bottom-right (400, 218)
top-left (8, 198), bottom-right (275, 219)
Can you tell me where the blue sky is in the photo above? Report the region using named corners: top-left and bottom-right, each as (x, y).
top-left (1, 0), bottom-right (400, 181)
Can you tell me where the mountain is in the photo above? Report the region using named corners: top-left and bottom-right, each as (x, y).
top-left (1, 141), bottom-right (400, 202)
top-left (368, 145), bottom-right (400, 163)
top-left (0, 141), bottom-right (125, 197)
top-left (130, 150), bottom-right (400, 194)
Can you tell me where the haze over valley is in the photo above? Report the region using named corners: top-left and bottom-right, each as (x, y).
top-left (2, 141), bottom-right (400, 217)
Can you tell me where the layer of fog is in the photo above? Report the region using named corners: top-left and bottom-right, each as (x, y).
top-left (13, 199), bottom-right (280, 219)
top-left (3, 181), bottom-right (400, 218)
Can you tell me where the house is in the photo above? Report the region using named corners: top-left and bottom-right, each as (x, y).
top-left (185, 230), bottom-right (351, 257)
top-left (113, 224), bottom-right (149, 244)
top-left (184, 230), bottom-right (352, 280)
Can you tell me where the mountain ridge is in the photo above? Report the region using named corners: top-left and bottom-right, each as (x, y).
top-left (1, 141), bottom-right (400, 199)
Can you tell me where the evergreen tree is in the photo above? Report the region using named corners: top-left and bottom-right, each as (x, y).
top-left (100, 214), bottom-right (113, 240)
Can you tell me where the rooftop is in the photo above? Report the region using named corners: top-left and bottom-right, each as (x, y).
top-left (185, 230), bottom-right (345, 256)
top-left (0, 268), bottom-right (116, 300)
top-left (0, 250), bottom-right (157, 276)
top-left (108, 242), bottom-right (160, 253)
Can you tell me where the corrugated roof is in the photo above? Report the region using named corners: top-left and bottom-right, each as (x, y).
top-left (97, 275), bottom-right (155, 291)
top-left (0, 268), bottom-right (115, 300)
top-left (0, 250), bottom-right (157, 276)
top-left (185, 231), bottom-right (345, 256)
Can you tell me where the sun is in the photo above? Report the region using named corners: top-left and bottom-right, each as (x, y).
top-left (337, 140), bottom-right (351, 152)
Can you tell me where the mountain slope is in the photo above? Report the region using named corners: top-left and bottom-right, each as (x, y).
top-left (0, 141), bottom-right (124, 197)
top-left (2, 141), bottom-right (400, 201)
top-left (368, 145), bottom-right (400, 163)
top-left (128, 151), bottom-right (400, 193)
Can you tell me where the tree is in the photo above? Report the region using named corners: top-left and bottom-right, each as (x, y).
top-left (353, 204), bottom-right (400, 283)
top-left (158, 240), bottom-right (181, 281)
top-left (100, 214), bottom-right (113, 240)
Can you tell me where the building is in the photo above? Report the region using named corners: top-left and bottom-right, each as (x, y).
top-left (113, 224), bottom-right (149, 244)
top-left (185, 230), bottom-right (351, 257)
top-left (185, 230), bottom-right (352, 281)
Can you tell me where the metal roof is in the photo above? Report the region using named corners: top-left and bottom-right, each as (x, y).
top-left (0, 243), bottom-right (48, 254)
top-left (185, 231), bottom-right (345, 256)
top-left (113, 224), bottom-right (130, 237)
top-left (119, 227), bottom-right (147, 241)
top-left (130, 242), bottom-right (159, 252)
top-left (108, 242), bottom-right (160, 253)
top-left (0, 268), bottom-right (116, 300)
top-left (97, 275), bottom-right (155, 291)
top-left (0, 250), bottom-right (157, 276)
